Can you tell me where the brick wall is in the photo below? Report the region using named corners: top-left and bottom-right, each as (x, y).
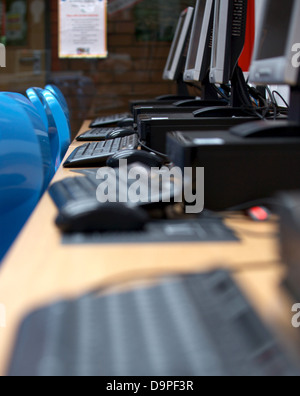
top-left (49, 0), bottom-right (194, 135)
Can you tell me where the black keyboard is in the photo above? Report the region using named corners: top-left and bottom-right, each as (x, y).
top-left (76, 128), bottom-right (120, 142)
top-left (90, 112), bottom-right (131, 128)
top-left (7, 270), bottom-right (299, 376)
top-left (50, 176), bottom-right (99, 209)
top-left (64, 135), bottom-right (139, 168)
top-left (50, 167), bottom-right (182, 211)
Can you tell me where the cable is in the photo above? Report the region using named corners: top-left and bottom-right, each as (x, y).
top-left (212, 84), bottom-right (230, 102)
top-left (272, 90), bottom-right (290, 109)
top-left (138, 139), bottom-right (170, 162)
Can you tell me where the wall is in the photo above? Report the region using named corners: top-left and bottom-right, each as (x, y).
top-left (0, 0), bottom-right (47, 93)
top-left (49, 0), bottom-right (195, 135)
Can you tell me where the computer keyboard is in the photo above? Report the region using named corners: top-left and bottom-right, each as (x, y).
top-left (76, 128), bottom-right (120, 142)
top-left (7, 270), bottom-right (298, 376)
top-left (50, 176), bottom-right (99, 209)
top-left (51, 166), bottom-right (182, 209)
top-left (90, 113), bottom-right (131, 128)
top-left (64, 134), bottom-right (139, 168)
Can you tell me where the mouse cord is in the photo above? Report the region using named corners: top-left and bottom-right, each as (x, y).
top-left (138, 140), bottom-right (170, 163)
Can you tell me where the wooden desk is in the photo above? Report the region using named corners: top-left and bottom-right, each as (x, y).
top-left (0, 121), bottom-right (291, 376)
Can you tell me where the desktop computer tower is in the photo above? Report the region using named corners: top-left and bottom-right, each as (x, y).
top-left (167, 130), bottom-right (300, 211)
top-left (138, 115), bottom-right (258, 153)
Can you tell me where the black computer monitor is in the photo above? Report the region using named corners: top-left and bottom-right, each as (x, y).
top-left (209, 0), bottom-right (248, 85)
top-left (162, 7), bottom-right (195, 82)
top-left (184, 0), bottom-right (215, 83)
top-left (249, 0), bottom-right (300, 86)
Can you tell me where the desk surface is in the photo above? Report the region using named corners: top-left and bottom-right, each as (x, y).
top-left (0, 121), bottom-right (295, 376)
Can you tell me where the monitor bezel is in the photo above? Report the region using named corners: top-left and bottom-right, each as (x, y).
top-left (184, 0), bottom-right (215, 83)
top-left (209, 0), bottom-right (232, 84)
top-left (249, 0), bottom-right (300, 86)
top-left (163, 7), bottom-right (195, 81)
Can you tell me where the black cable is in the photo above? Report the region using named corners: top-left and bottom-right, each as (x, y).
top-left (138, 140), bottom-right (170, 162)
top-left (212, 84), bottom-right (230, 102)
top-left (264, 86), bottom-right (280, 120)
top-left (272, 90), bottom-right (290, 109)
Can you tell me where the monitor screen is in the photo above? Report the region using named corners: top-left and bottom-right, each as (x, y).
top-left (163, 7), bottom-right (194, 81)
top-left (250, 0), bottom-right (300, 86)
top-left (184, 0), bottom-right (215, 82)
top-left (210, 0), bottom-right (221, 72)
top-left (256, 0), bottom-right (294, 61)
top-left (210, 0), bottom-right (248, 84)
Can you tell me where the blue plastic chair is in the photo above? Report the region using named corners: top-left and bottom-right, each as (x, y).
top-left (41, 89), bottom-right (71, 163)
top-left (27, 87), bottom-right (60, 170)
top-left (45, 84), bottom-right (71, 133)
top-left (0, 94), bottom-right (44, 262)
top-left (26, 87), bottom-right (49, 130)
top-left (27, 87), bottom-right (71, 170)
top-left (4, 92), bottom-right (54, 192)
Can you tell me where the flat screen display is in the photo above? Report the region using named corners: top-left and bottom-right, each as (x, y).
top-left (165, 14), bottom-right (186, 73)
top-left (256, 0), bottom-right (294, 60)
top-left (186, 0), bottom-right (207, 70)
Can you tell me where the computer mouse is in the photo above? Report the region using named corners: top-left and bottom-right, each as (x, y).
top-left (107, 150), bottom-right (165, 168)
top-left (246, 206), bottom-right (271, 222)
top-left (117, 118), bottom-right (134, 127)
top-left (56, 200), bottom-right (149, 233)
top-left (106, 128), bottom-right (136, 140)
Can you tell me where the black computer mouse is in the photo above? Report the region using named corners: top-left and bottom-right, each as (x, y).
top-left (117, 118), bottom-right (134, 127)
top-left (107, 150), bottom-right (165, 168)
top-left (106, 128), bottom-right (136, 140)
top-left (56, 200), bottom-right (149, 233)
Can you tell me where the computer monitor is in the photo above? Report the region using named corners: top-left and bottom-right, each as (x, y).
top-left (210, 0), bottom-right (248, 84)
top-left (249, 0), bottom-right (300, 86)
top-left (162, 7), bottom-right (194, 81)
top-left (184, 0), bottom-right (215, 83)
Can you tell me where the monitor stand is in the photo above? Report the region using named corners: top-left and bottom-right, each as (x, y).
top-left (156, 73), bottom-right (227, 108)
top-left (230, 66), bottom-right (253, 108)
top-left (201, 74), bottom-right (221, 101)
top-left (176, 72), bottom-right (191, 97)
top-left (155, 73), bottom-right (193, 102)
top-left (193, 66), bottom-right (256, 118)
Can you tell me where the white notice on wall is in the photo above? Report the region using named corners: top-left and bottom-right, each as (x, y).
top-left (59, 0), bottom-right (107, 59)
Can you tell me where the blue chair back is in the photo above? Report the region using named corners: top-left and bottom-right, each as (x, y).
top-left (41, 89), bottom-right (71, 163)
top-left (45, 84), bottom-right (71, 131)
top-left (27, 87), bottom-right (63, 170)
top-left (26, 87), bottom-right (48, 130)
top-left (4, 92), bottom-right (54, 192)
top-left (0, 94), bottom-right (44, 262)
